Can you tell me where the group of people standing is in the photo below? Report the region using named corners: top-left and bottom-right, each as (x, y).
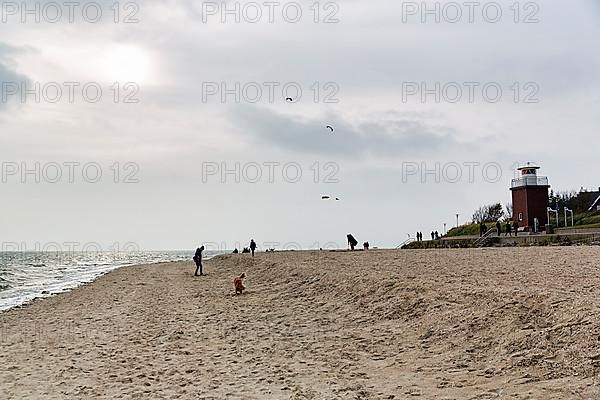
top-left (481, 221), bottom-right (519, 237)
top-left (232, 239), bottom-right (257, 257)
top-left (415, 231), bottom-right (440, 241)
top-left (193, 239), bottom-right (257, 277)
top-left (346, 234), bottom-right (370, 250)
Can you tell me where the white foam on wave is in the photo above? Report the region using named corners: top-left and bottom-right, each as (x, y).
top-left (0, 250), bottom-right (226, 312)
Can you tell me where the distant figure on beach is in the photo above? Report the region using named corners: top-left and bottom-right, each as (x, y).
top-left (242, 247), bottom-right (250, 254)
top-left (505, 221), bottom-right (512, 236)
top-left (233, 248), bottom-right (239, 254)
top-left (347, 234), bottom-right (358, 250)
top-left (193, 246), bottom-right (204, 276)
top-left (513, 222), bottom-right (519, 236)
top-left (416, 232), bottom-right (420, 241)
top-left (250, 239), bottom-right (257, 257)
top-left (234, 272), bottom-right (246, 294)
top-left (430, 231), bottom-right (434, 240)
top-left (363, 241), bottom-right (369, 250)
top-left (479, 222), bottom-right (491, 237)
top-left (496, 221), bottom-right (501, 236)
top-left (435, 231), bottom-right (439, 240)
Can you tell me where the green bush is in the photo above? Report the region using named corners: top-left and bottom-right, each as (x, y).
top-left (446, 223), bottom-right (480, 237)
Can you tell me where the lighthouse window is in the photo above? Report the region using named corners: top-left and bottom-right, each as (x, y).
top-left (518, 212), bottom-right (523, 222)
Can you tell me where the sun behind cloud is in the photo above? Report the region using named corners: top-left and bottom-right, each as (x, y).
top-left (100, 44), bottom-right (154, 85)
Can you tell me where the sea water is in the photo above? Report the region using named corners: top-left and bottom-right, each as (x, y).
top-left (0, 250), bottom-right (225, 311)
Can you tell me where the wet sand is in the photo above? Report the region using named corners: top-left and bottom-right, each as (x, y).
top-left (1, 247), bottom-right (600, 399)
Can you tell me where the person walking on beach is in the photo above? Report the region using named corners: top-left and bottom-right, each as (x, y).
top-left (347, 234), bottom-right (358, 250)
top-left (430, 231), bottom-right (434, 240)
top-left (250, 239), bottom-right (257, 257)
top-left (193, 246), bottom-right (204, 276)
top-left (513, 222), bottom-right (519, 236)
top-left (496, 221), bottom-right (501, 236)
top-left (505, 221), bottom-right (512, 236)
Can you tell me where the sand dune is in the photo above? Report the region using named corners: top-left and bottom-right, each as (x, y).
top-left (1, 247), bottom-right (600, 399)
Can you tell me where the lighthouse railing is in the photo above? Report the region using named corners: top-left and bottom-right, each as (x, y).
top-left (511, 176), bottom-right (549, 188)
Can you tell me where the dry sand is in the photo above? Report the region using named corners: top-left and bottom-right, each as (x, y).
top-left (1, 247), bottom-right (600, 399)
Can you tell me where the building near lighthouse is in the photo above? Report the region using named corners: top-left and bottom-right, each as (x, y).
top-left (510, 163), bottom-right (550, 232)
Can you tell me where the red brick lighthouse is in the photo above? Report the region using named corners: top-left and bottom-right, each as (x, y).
top-left (510, 163), bottom-right (550, 232)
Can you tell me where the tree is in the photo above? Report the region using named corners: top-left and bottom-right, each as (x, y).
top-left (487, 203), bottom-right (504, 221)
top-left (505, 202), bottom-right (513, 219)
top-left (553, 189), bottom-right (594, 213)
top-left (472, 206), bottom-right (486, 224)
top-left (472, 203), bottom-right (505, 223)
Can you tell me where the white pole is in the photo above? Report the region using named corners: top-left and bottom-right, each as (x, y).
top-left (567, 209), bottom-right (574, 227)
top-left (564, 207), bottom-right (568, 227)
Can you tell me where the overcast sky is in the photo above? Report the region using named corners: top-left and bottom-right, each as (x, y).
top-left (1, 0), bottom-right (599, 250)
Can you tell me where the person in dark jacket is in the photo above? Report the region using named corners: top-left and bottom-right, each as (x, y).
top-left (249, 239), bottom-right (257, 257)
top-left (347, 234), bottom-right (358, 250)
top-left (496, 221), bottom-right (501, 236)
top-left (505, 221), bottom-right (512, 236)
top-left (193, 246), bottom-right (204, 276)
top-left (513, 222), bottom-right (519, 236)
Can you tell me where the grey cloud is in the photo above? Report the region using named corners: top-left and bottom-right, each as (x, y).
top-left (231, 105), bottom-right (463, 158)
top-left (0, 43), bottom-right (31, 110)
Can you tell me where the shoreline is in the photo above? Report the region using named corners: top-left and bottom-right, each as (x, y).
top-left (2, 248), bottom-right (600, 399)
top-left (0, 260), bottom-right (182, 314)
top-left (0, 252), bottom-right (228, 313)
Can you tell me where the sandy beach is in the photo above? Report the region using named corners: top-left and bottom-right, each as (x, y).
top-left (1, 247), bottom-right (600, 399)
